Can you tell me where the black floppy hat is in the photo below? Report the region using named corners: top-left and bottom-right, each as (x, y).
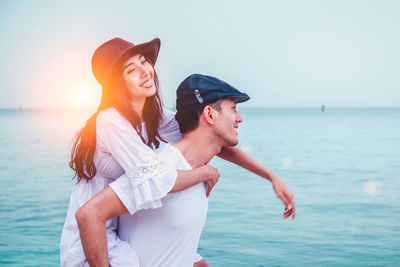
top-left (176, 74), bottom-right (250, 112)
top-left (91, 37), bottom-right (160, 88)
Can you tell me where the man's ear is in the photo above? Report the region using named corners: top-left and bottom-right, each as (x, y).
top-left (202, 106), bottom-right (215, 125)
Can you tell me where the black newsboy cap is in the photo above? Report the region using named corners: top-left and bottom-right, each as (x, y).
top-left (176, 74), bottom-right (250, 112)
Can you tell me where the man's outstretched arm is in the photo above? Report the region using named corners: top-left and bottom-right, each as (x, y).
top-left (218, 146), bottom-right (295, 219)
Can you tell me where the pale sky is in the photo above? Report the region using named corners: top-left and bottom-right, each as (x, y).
top-left (0, 0), bottom-right (399, 109)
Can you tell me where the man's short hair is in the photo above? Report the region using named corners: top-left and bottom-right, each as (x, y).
top-left (175, 99), bottom-right (222, 134)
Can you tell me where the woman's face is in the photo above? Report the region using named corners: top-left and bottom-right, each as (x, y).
top-left (122, 54), bottom-right (156, 100)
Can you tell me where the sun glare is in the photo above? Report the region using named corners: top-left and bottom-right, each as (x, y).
top-left (70, 84), bottom-right (99, 109)
top-left (76, 89), bottom-right (90, 106)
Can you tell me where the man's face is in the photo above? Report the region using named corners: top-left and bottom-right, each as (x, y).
top-left (212, 98), bottom-right (243, 147)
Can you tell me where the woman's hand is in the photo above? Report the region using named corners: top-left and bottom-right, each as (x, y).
top-left (197, 164), bottom-right (220, 197)
top-left (170, 165), bottom-right (219, 195)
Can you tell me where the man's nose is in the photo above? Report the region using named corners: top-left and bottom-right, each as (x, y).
top-left (236, 112), bottom-right (243, 123)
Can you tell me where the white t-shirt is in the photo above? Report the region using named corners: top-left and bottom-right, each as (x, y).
top-left (60, 107), bottom-right (182, 267)
top-left (112, 143), bottom-right (209, 267)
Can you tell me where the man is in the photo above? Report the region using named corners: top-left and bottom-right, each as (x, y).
top-left (76, 74), bottom-right (295, 266)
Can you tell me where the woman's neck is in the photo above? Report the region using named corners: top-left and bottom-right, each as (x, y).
top-left (130, 97), bottom-right (146, 121)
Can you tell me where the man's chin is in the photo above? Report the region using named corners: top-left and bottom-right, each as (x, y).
top-left (223, 139), bottom-right (238, 147)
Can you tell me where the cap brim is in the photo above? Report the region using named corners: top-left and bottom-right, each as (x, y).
top-left (214, 92), bottom-right (250, 104)
top-left (231, 94), bottom-right (250, 103)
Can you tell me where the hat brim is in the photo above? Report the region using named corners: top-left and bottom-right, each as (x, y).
top-left (206, 92), bottom-right (250, 105)
top-left (105, 38), bottom-right (161, 87)
top-left (230, 94), bottom-right (250, 104)
top-left (118, 37), bottom-right (161, 66)
top-left (178, 93), bottom-right (250, 113)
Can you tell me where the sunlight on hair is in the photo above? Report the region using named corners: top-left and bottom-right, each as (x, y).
top-left (363, 180), bottom-right (382, 196)
top-left (239, 143), bottom-right (253, 153)
top-left (282, 156), bottom-right (293, 167)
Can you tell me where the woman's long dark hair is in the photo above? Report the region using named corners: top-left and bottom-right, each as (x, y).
top-left (69, 59), bottom-right (164, 182)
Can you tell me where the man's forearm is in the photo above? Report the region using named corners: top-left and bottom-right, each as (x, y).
top-left (218, 146), bottom-right (279, 183)
top-left (219, 146), bottom-right (296, 219)
top-left (75, 186), bottom-right (130, 266)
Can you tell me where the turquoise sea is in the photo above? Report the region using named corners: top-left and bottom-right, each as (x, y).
top-left (0, 108), bottom-right (399, 266)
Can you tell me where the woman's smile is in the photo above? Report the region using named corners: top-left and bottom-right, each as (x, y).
top-left (140, 77), bottom-right (154, 88)
top-left (122, 53), bottom-right (156, 98)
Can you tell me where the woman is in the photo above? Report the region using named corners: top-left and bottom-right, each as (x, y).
top-left (60, 37), bottom-right (221, 266)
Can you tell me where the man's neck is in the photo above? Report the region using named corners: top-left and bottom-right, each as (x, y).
top-left (172, 131), bottom-right (222, 169)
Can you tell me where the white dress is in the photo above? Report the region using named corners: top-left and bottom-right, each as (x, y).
top-left (60, 107), bottom-right (182, 267)
top-left (112, 143), bottom-right (209, 267)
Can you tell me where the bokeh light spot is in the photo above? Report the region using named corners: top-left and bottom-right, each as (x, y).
top-left (239, 143), bottom-right (253, 153)
top-left (282, 156), bottom-right (293, 167)
top-left (363, 180), bottom-right (382, 195)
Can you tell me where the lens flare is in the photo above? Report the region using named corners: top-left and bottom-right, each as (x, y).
top-left (69, 83), bottom-right (99, 109)
top-left (363, 180), bottom-right (382, 195)
top-left (282, 156), bottom-right (293, 167)
top-left (76, 89), bottom-right (90, 106)
top-left (239, 143), bottom-right (253, 153)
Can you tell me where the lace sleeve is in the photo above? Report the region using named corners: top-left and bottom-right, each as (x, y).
top-left (97, 108), bottom-right (177, 215)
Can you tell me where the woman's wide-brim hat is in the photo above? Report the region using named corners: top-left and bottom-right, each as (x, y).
top-left (91, 37), bottom-right (161, 88)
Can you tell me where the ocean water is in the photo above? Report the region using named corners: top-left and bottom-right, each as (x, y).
top-left (0, 108), bottom-right (399, 266)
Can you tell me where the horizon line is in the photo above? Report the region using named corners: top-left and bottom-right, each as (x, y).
top-left (1, 106), bottom-right (400, 111)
